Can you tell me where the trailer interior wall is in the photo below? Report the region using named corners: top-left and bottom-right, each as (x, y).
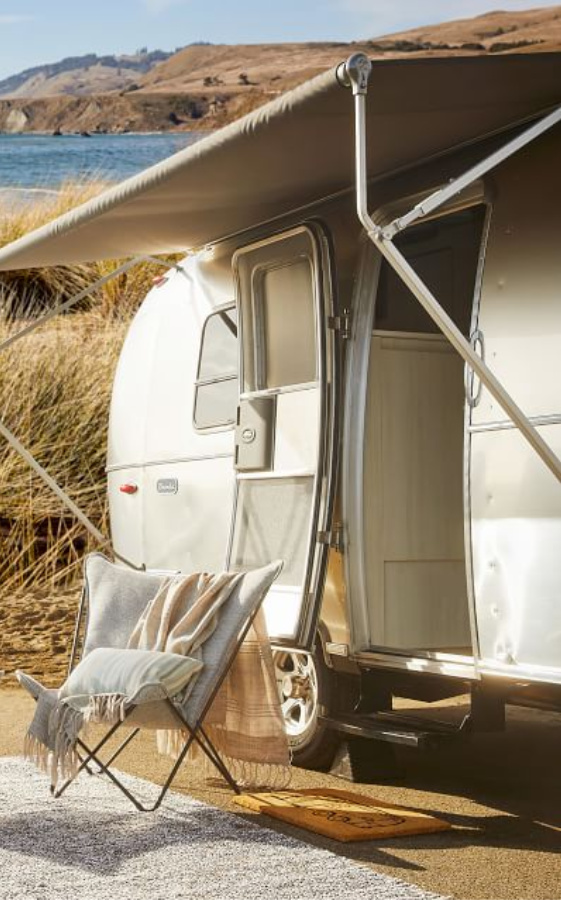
top-left (362, 204), bottom-right (486, 653)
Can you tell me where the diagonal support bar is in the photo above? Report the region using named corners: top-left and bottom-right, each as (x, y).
top-left (338, 53), bottom-right (561, 486)
top-left (0, 254), bottom-right (184, 568)
top-left (370, 235), bottom-right (561, 485)
top-left (0, 416), bottom-right (110, 548)
top-left (0, 255), bottom-right (182, 356)
top-left (384, 103), bottom-right (561, 239)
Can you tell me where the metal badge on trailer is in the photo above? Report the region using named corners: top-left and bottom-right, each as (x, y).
top-left (156, 478), bottom-right (179, 495)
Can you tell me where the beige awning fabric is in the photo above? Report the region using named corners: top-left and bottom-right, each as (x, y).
top-left (1, 53), bottom-right (560, 270)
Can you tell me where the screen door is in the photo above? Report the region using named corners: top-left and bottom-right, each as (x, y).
top-left (229, 224), bottom-right (336, 649)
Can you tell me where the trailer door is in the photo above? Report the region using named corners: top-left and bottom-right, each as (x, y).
top-left (229, 225), bottom-right (337, 649)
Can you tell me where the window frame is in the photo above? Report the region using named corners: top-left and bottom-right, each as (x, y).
top-left (193, 303), bottom-right (238, 433)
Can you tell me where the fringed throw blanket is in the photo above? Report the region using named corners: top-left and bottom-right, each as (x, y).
top-left (19, 569), bottom-right (290, 789)
top-left (128, 572), bottom-right (291, 786)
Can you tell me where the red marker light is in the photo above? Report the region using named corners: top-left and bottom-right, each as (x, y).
top-left (119, 483), bottom-right (138, 494)
top-left (152, 274), bottom-right (168, 287)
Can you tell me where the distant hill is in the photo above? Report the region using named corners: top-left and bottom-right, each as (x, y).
top-left (382, 5), bottom-right (561, 51)
top-left (132, 6), bottom-right (561, 97)
top-left (0, 49), bottom-right (182, 98)
top-left (0, 6), bottom-right (559, 134)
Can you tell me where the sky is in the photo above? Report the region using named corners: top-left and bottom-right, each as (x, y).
top-left (0, 0), bottom-right (559, 79)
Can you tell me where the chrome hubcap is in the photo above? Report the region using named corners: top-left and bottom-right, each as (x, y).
top-left (273, 650), bottom-right (318, 738)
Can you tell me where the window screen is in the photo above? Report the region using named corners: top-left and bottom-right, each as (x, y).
top-left (194, 307), bottom-right (238, 430)
top-left (230, 476), bottom-right (314, 586)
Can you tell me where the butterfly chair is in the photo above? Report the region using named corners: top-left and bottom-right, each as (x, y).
top-left (22, 553), bottom-right (283, 812)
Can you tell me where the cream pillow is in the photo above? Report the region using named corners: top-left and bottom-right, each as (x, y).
top-left (59, 647), bottom-right (202, 712)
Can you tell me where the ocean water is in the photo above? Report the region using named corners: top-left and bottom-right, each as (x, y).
top-left (0, 132), bottom-right (201, 195)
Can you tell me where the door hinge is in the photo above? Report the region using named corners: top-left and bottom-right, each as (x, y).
top-left (317, 523), bottom-right (345, 553)
top-left (328, 309), bottom-right (351, 340)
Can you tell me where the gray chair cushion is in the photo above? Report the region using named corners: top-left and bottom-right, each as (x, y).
top-left (61, 647), bottom-right (202, 709)
top-left (82, 554), bottom-right (165, 657)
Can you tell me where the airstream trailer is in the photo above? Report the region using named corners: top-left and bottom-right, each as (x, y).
top-left (0, 52), bottom-right (560, 771)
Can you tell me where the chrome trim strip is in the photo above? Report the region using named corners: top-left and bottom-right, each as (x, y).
top-left (464, 200), bottom-right (493, 673)
top-left (106, 452), bottom-right (234, 474)
top-left (342, 240), bottom-right (381, 651)
top-left (236, 470), bottom-right (315, 481)
top-left (477, 658), bottom-right (561, 685)
top-left (240, 382), bottom-right (318, 400)
top-left (469, 414), bottom-right (561, 433)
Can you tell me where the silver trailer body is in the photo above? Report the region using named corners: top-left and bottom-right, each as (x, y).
top-left (1, 52), bottom-right (560, 760)
top-left (107, 112), bottom-right (561, 690)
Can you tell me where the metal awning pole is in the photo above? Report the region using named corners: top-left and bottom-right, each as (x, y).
top-left (0, 417), bottom-right (108, 547)
top-left (0, 254), bottom-right (183, 567)
top-left (0, 255), bottom-right (182, 355)
top-left (339, 53), bottom-right (561, 486)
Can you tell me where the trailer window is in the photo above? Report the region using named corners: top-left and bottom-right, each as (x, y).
top-left (194, 306), bottom-right (238, 430)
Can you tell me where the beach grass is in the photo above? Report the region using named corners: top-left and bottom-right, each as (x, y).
top-left (0, 183), bottom-right (164, 599)
top-left (0, 180), bottom-right (161, 320)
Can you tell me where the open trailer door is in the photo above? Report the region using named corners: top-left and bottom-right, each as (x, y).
top-left (228, 224), bottom-right (338, 650)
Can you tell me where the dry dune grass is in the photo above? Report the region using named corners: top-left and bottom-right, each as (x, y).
top-left (0, 182), bottom-right (160, 318)
top-left (0, 311), bottom-right (127, 593)
top-left (0, 185), bottom-right (165, 683)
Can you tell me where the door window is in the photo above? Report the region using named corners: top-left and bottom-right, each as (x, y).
top-left (252, 258), bottom-right (317, 390)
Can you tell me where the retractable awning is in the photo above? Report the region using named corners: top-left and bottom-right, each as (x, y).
top-left (0, 52), bottom-right (560, 270)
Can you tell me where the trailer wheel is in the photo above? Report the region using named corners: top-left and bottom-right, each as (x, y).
top-left (273, 642), bottom-right (340, 771)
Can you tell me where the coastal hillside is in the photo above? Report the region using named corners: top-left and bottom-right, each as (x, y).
top-left (0, 5), bottom-right (559, 134)
top-left (0, 49), bottom-right (181, 98)
top-left (383, 5), bottom-right (561, 51)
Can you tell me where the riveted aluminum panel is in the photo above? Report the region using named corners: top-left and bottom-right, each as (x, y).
top-left (142, 457), bottom-right (235, 573)
top-left (471, 424), bottom-right (561, 673)
top-left (472, 127), bottom-right (561, 425)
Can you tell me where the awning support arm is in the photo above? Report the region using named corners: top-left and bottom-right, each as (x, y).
top-left (384, 103), bottom-right (561, 239)
top-left (0, 254), bottom-right (183, 568)
top-left (0, 416), bottom-right (114, 554)
top-left (0, 255), bottom-right (182, 356)
top-left (338, 52), bottom-right (561, 486)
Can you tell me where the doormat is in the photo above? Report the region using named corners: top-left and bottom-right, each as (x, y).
top-left (234, 788), bottom-right (452, 842)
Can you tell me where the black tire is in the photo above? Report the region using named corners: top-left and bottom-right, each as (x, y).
top-left (273, 641), bottom-right (341, 771)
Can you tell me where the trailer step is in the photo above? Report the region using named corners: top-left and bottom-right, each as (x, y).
top-left (320, 711), bottom-right (470, 749)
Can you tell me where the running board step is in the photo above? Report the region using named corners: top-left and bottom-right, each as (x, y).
top-left (319, 712), bottom-right (470, 749)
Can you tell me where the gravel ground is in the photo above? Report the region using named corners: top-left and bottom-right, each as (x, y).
top-left (1, 684), bottom-right (559, 900)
